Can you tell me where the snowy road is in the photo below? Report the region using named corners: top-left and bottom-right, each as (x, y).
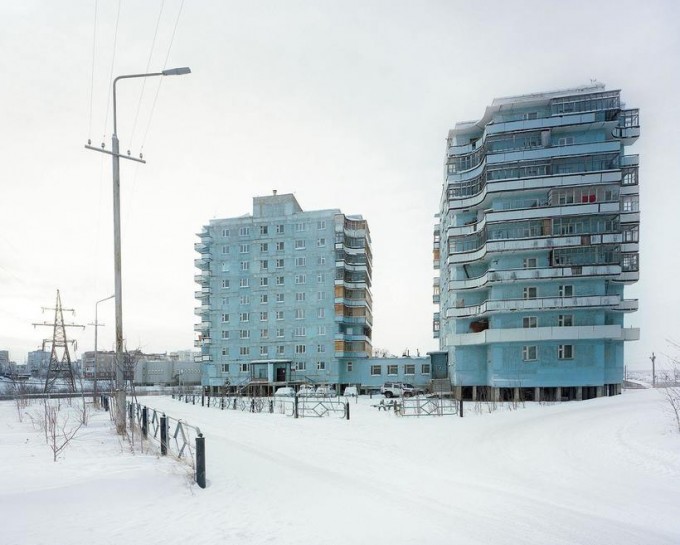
top-left (2, 389), bottom-right (679, 545)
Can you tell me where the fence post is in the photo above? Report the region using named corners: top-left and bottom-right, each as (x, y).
top-left (269, 400), bottom-right (274, 413)
top-left (141, 406), bottom-right (148, 438)
top-left (202, 392), bottom-right (205, 407)
top-left (250, 399), bottom-right (255, 413)
top-left (160, 414), bottom-right (168, 455)
top-left (459, 399), bottom-right (464, 418)
top-left (195, 434), bottom-right (206, 489)
top-left (345, 402), bottom-right (350, 420)
top-left (294, 395), bottom-right (299, 419)
top-left (192, 395), bottom-right (196, 405)
top-left (221, 397), bottom-right (224, 410)
top-left (128, 402), bottom-right (134, 426)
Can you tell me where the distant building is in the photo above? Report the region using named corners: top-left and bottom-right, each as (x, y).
top-left (434, 84), bottom-right (640, 401)
top-left (0, 350), bottom-right (9, 374)
top-left (197, 192), bottom-right (373, 392)
top-left (27, 350), bottom-right (50, 375)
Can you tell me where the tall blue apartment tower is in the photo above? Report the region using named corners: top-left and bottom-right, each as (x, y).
top-left (196, 192), bottom-right (372, 393)
top-left (434, 84), bottom-right (640, 402)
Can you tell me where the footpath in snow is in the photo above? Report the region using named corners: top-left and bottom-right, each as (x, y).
top-left (1, 388), bottom-right (679, 545)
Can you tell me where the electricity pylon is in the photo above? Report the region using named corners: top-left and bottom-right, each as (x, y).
top-left (33, 290), bottom-right (85, 393)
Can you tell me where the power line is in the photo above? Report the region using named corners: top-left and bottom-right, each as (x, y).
top-left (102, 0), bottom-right (122, 140)
top-left (87, 0), bottom-right (99, 140)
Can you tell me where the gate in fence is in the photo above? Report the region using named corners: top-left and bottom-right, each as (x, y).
top-left (397, 397), bottom-right (460, 417)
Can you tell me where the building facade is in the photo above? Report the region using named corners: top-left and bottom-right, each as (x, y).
top-left (197, 193), bottom-right (373, 392)
top-left (435, 84), bottom-right (640, 401)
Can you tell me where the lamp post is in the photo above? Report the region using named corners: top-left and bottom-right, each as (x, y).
top-left (93, 294), bottom-right (115, 402)
top-left (86, 66), bottom-right (191, 434)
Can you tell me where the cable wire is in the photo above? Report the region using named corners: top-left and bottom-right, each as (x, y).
top-left (87, 0), bottom-right (99, 140)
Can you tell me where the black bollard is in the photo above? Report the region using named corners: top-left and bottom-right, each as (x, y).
top-left (221, 397), bottom-right (224, 410)
top-left (142, 406), bottom-right (148, 438)
top-left (459, 398), bottom-right (464, 418)
top-left (345, 402), bottom-right (350, 420)
top-left (160, 414), bottom-right (168, 455)
top-left (202, 392), bottom-right (205, 407)
top-left (269, 400), bottom-right (274, 413)
top-left (294, 395), bottom-right (299, 419)
top-left (196, 434), bottom-right (206, 489)
top-left (250, 399), bottom-right (255, 413)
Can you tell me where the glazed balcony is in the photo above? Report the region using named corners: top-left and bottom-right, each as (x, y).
top-left (612, 109), bottom-right (640, 143)
top-left (193, 321), bottom-right (210, 332)
top-left (447, 325), bottom-right (640, 346)
top-left (446, 295), bottom-right (627, 318)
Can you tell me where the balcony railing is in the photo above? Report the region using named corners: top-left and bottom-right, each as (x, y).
top-left (446, 295), bottom-right (625, 318)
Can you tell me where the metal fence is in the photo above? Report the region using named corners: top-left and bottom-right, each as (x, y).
top-left (396, 396), bottom-right (460, 417)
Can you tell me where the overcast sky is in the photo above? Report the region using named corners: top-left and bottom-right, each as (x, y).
top-left (1, 1), bottom-right (678, 370)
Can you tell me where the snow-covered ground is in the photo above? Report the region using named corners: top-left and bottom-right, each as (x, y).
top-left (2, 389), bottom-right (679, 545)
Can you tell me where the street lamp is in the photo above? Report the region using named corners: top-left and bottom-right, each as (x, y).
top-left (86, 66), bottom-right (191, 434)
top-left (92, 294), bottom-right (115, 402)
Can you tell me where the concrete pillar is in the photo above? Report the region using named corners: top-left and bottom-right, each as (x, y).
top-left (596, 386), bottom-right (603, 398)
top-left (534, 387), bottom-right (541, 403)
top-left (493, 387), bottom-right (500, 402)
top-left (556, 387), bottom-right (562, 402)
top-left (472, 386), bottom-right (477, 401)
top-left (513, 387), bottom-right (520, 402)
top-left (576, 386), bottom-right (583, 401)
top-left (454, 385), bottom-right (462, 400)
top-left (616, 384), bottom-right (622, 395)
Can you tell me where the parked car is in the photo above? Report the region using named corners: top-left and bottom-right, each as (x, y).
top-left (315, 386), bottom-right (337, 397)
top-left (381, 382), bottom-right (416, 398)
top-left (343, 386), bottom-right (359, 397)
top-left (274, 387), bottom-right (296, 397)
top-left (298, 385), bottom-right (316, 397)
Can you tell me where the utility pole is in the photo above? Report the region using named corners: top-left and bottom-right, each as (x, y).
top-left (650, 352), bottom-right (656, 388)
top-left (33, 290), bottom-right (85, 393)
top-left (85, 67), bottom-right (191, 435)
top-left (90, 294), bottom-right (114, 403)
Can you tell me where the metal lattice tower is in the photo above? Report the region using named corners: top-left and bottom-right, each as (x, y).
top-left (33, 290), bottom-right (85, 393)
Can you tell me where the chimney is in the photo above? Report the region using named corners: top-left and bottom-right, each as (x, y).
top-left (273, 189), bottom-right (277, 196)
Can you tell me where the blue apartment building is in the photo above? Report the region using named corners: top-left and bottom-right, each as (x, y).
top-left (434, 84), bottom-right (640, 402)
top-left (197, 192), bottom-right (377, 393)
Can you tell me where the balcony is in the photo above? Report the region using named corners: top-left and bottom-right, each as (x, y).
top-left (194, 241), bottom-right (210, 254)
top-left (194, 287), bottom-right (211, 299)
top-left (193, 321), bottom-right (210, 332)
top-left (194, 305), bottom-right (210, 317)
top-left (446, 325), bottom-right (640, 346)
top-left (612, 109), bottom-right (640, 143)
top-left (194, 272), bottom-right (210, 285)
top-left (194, 256), bottom-right (211, 271)
top-left (446, 295), bottom-right (624, 318)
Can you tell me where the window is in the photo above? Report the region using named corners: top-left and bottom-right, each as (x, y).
top-left (317, 273), bottom-right (325, 283)
top-left (222, 246), bottom-right (229, 254)
top-left (260, 260), bottom-right (269, 270)
top-left (317, 220), bottom-right (326, 230)
top-left (221, 262), bottom-right (230, 272)
top-left (295, 222), bottom-right (307, 232)
top-left (295, 256), bottom-right (306, 267)
top-left (558, 314), bottom-right (573, 327)
top-left (295, 292), bottom-right (306, 302)
top-left (276, 293), bottom-right (285, 303)
top-left (295, 344), bottom-right (306, 354)
top-left (276, 328), bottom-right (285, 338)
top-left (222, 228), bottom-right (230, 237)
top-left (222, 347), bottom-right (229, 356)
top-left (277, 346), bottom-right (285, 355)
top-left (240, 295), bottom-right (250, 305)
top-left (523, 257), bottom-right (537, 269)
top-left (318, 256), bottom-right (326, 266)
top-left (240, 243), bottom-right (250, 253)
top-left (523, 287), bottom-right (537, 299)
top-left (295, 309), bottom-right (305, 320)
top-left (260, 312), bottom-right (268, 321)
top-left (260, 243), bottom-right (269, 252)
top-left (522, 316), bottom-right (537, 328)
top-left (222, 279), bottom-right (230, 289)
top-left (276, 258), bottom-right (284, 269)
top-left (558, 344), bottom-right (574, 359)
top-left (622, 253), bottom-right (639, 271)
top-left (260, 294), bottom-right (268, 304)
top-left (241, 261), bottom-right (249, 271)
top-left (296, 361), bottom-right (306, 371)
top-left (370, 365), bottom-right (381, 376)
top-left (317, 325), bottom-right (327, 335)
top-left (346, 361), bottom-right (353, 372)
top-left (317, 308), bottom-right (325, 319)
top-left (317, 238), bottom-right (326, 247)
top-left (276, 241), bottom-right (285, 251)
top-left (260, 277), bottom-right (269, 287)
top-left (295, 274), bottom-right (306, 284)
top-left (387, 365), bottom-right (398, 375)
top-left (239, 329), bottom-right (250, 339)
top-left (240, 362), bottom-right (249, 372)
top-left (317, 361), bottom-right (326, 371)
top-left (221, 313), bottom-right (229, 323)
top-left (239, 227), bottom-right (250, 236)
top-left (260, 346), bottom-right (268, 356)
top-left (240, 278), bottom-right (249, 288)
top-left (622, 196), bottom-right (639, 213)
top-left (276, 276), bottom-right (285, 286)
top-left (260, 225), bottom-right (268, 235)
top-left (276, 310), bottom-right (284, 320)
top-left (522, 345), bottom-right (537, 361)
top-left (318, 292), bottom-right (327, 301)
top-left (221, 330), bottom-right (230, 339)
top-left (294, 326), bottom-right (306, 337)
top-left (276, 224), bottom-right (284, 234)
top-left (558, 285), bottom-right (573, 297)
top-left (222, 297), bottom-right (229, 306)
top-left (240, 347), bottom-right (250, 357)
top-left (421, 364), bottom-right (431, 375)
top-left (294, 239), bottom-right (306, 250)
top-left (317, 344), bottom-right (326, 353)
top-left (260, 328), bottom-right (269, 338)
top-left (557, 136), bottom-right (575, 146)
top-left (404, 364), bottom-right (415, 375)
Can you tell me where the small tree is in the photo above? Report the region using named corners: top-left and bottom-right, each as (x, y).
top-left (45, 402), bottom-right (83, 462)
